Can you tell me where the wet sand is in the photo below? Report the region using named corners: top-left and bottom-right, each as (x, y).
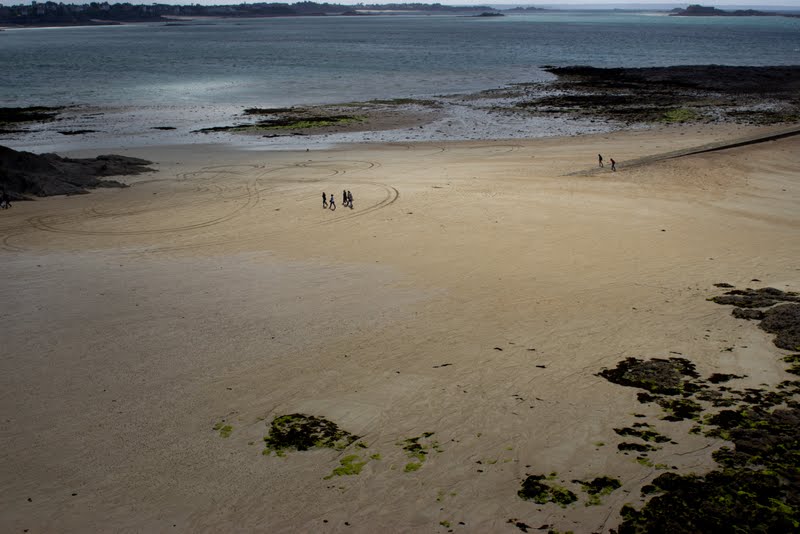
top-left (1, 123), bottom-right (799, 532)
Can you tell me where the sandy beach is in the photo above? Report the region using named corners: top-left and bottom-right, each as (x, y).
top-left (1, 121), bottom-right (799, 532)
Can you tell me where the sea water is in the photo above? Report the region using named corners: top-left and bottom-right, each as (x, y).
top-left (3, 12), bottom-right (799, 108)
top-left (1, 12), bottom-right (799, 150)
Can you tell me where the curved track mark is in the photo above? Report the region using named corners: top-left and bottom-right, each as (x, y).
top-left (27, 184), bottom-right (257, 237)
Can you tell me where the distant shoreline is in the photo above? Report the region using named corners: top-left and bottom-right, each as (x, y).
top-left (0, 2), bottom-right (503, 29)
top-left (10, 2), bottom-right (800, 30)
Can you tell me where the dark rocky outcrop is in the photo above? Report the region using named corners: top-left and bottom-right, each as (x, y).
top-left (524, 66), bottom-right (800, 126)
top-left (0, 145), bottom-right (154, 199)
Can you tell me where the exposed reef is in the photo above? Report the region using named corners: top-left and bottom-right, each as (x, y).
top-left (519, 66), bottom-right (800, 126)
top-left (0, 144), bottom-right (154, 199)
top-left (0, 106), bottom-right (65, 134)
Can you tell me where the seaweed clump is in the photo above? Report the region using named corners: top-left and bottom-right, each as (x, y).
top-left (711, 284), bottom-right (800, 352)
top-left (618, 442), bottom-right (656, 452)
top-left (608, 283), bottom-right (800, 532)
top-left (398, 432), bottom-right (441, 472)
top-left (597, 357), bottom-right (699, 395)
top-left (708, 373), bottom-right (746, 384)
top-left (196, 114), bottom-right (364, 134)
top-left (617, 409), bottom-right (800, 530)
top-left (711, 287), bottom-right (799, 309)
top-left (575, 476), bottom-right (622, 505)
top-left (0, 106), bottom-right (63, 126)
top-left (576, 476), bottom-right (622, 495)
top-left (616, 469), bottom-right (799, 533)
top-left (518, 475), bottom-right (577, 507)
top-left (784, 355), bottom-right (800, 376)
top-left (657, 397), bottom-right (703, 421)
top-left (760, 304), bottom-right (800, 351)
top-left (263, 413), bottom-right (359, 456)
top-left (614, 426), bottom-right (670, 443)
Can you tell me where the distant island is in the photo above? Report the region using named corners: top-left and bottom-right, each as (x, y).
top-left (0, 2), bottom-right (502, 27)
top-left (671, 4), bottom-right (800, 18)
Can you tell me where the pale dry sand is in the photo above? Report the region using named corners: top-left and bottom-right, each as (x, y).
top-left (1, 124), bottom-right (799, 533)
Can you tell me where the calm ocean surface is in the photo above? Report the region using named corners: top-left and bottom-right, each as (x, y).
top-left (3, 12), bottom-right (800, 109)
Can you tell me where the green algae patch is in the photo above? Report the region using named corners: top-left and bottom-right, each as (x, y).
top-left (212, 422), bottom-right (233, 438)
top-left (398, 432), bottom-right (439, 468)
top-left (263, 413), bottom-right (359, 456)
top-left (575, 476), bottom-right (622, 506)
top-left (518, 475), bottom-right (577, 507)
top-left (575, 476), bottom-right (622, 495)
top-left (659, 108), bottom-right (699, 123)
top-left (324, 454), bottom-right (367, 479)
top-left (404, 462), bottom-right (422, 472)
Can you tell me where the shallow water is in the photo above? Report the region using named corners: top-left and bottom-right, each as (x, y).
top-left (3, 12), bottom-right (800, 108)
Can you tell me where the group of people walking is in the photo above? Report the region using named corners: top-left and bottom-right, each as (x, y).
top-left (598, 154), bottom-right (616, 171)
top-left (322, 189), bottom-right (353, 211)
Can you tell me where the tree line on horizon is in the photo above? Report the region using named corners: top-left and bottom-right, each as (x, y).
top-left (0, 1), bottom-right (509, 25)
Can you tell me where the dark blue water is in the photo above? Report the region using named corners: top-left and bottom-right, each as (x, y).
top-left (2, 13), bottom-right (799, 107)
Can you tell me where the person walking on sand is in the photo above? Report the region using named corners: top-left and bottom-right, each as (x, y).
top-left (329, 192), bottom-right (336, 211)
top-left (0, 189), bottom-right (10, 210)
top-left (610, 158), bottom-right (616, 172)
top-left (598, 154), bottom-right (604, 168)
top-left (322, 192), bottom-right (328, 209)
top-left (347, 190), bottom-right (353, 210)
top-left (343, 189), bottom-right (348, 208)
